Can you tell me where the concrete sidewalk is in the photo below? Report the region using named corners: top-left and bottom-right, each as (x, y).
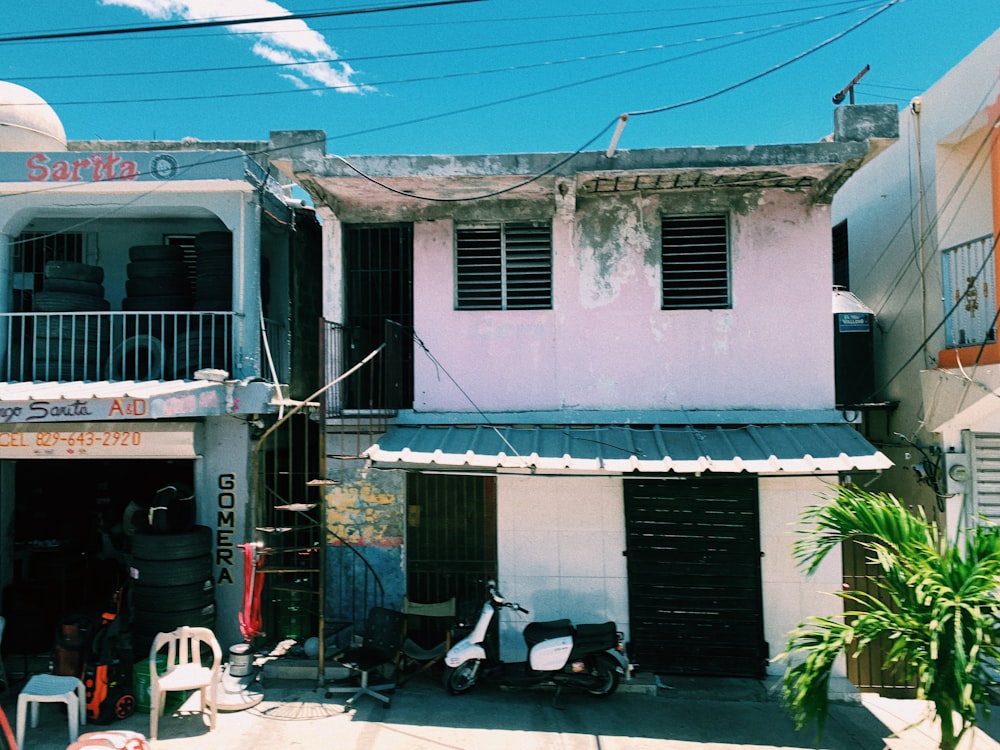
top-left (4, 664), bottom-right (1000, 750)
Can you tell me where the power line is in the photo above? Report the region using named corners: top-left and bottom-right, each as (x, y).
top-left (34, 4), bottom-right (872, 110)
top-left (0, 1), bottom-right (883, 48)
top-left (0, 0), bottom-right (486, 43)
top-left (6, 0), bottom-right (874, 82)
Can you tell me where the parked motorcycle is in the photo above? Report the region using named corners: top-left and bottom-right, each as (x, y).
top-left (442, 580), bottom-right (628, 698)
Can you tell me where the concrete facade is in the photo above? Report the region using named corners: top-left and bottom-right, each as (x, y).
top-left (832, 29), bottom-right (1000, 536)
top-left (279, 103), bottom-right (896, 679)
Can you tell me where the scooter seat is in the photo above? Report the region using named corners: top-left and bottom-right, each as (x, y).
top-left (571, 622), bottom-right (618, 654)
top-left (523, 619), bottom-right (573, 646)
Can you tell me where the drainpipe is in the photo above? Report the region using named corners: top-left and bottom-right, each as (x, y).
top-left (912, 97), bottom-right (930, 367)
top-left (0, 233), bottom-right (10, 376)
top-left (990, 92), bottom-right (1000, 274)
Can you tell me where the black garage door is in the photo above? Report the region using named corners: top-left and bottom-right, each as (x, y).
top-left (624, 475), bottom-right (766, 677)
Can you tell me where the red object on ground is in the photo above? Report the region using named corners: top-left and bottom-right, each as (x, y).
top-left (239, 544), bottom-right (267, 641)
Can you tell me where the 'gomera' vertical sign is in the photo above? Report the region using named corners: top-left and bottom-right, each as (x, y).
top-left (217, 473), bottom-right (237, 585)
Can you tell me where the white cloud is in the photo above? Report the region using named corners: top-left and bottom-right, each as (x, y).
top-left (100, 0), bottom-right (368, 94)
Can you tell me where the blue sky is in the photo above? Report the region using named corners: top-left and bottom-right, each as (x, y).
top-left (2, 1), bottom-right (999, 155)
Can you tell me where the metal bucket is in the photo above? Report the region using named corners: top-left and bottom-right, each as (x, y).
top-left (229, 643), bottom-right (253, 677)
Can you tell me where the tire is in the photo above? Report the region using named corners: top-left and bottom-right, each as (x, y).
top-left (131, 525), bottom-right (212, 560)
top-left (44, 261), bottom-right (104, 284)
top-left (169, 332), bottom-right (228, 379)
top-left (442, 660), bottom-right (481, 694)
top-left (132, 580), bottom-right (214, 612)
top-left (43, 278), bottom-right (105, 297)
top-left (126, 277), bottom-right (190, 297)
top-left (129, 245), bottom-right (185, 262)
top-left (585, 654), bottom-right (620, 697)
top-left (130, 556), bottom-right (212, 586)
top-left (106, 334), bottom-right (164, 380)
top-left (133, 603), bottom-right (216, 634)
top-left (192, 298), bottom-right (231, 311)
top-left (194, 273), bottom-right (231, 296)
top-left (126, 260), bottom-right (189, 279)
top-left (121, 295), bottom-right (193, 312)
top-left (33, 292), bottom-right (109, 312)
top-left (196, 231), bottom-right (231, 251)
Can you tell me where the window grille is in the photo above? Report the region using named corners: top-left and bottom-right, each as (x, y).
top-left (456, 222), bottom-right (552, 310)
top-left (661, 215), bottom-right (731, 310)
top-left (12, 232), bottom-right (86, 312)
top-left (942, 234), bottom-right (995, 347)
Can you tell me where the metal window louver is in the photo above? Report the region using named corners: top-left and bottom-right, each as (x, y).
top-left (661, 215), bottom-right (731, 310)
top-left (456, 222), bottom-right (552, 310)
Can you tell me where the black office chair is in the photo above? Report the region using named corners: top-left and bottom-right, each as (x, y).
top-left (325, 607), bottom-right (406, 707)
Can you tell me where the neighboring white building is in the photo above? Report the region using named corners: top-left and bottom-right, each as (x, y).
top-left (276, 103), bottom-right (896, 680)
top-left (0, 82), bottom-right (324, 659)
top-left (832, 30), bottom-right (1000, 541)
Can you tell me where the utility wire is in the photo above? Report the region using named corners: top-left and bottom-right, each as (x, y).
top-left (8, 0), bottom-right (873, 78)
top-left (0, 1), bottom-right (880, 48)
top-left (0, 0), bottom-right (486, 43)
top-left (317, 2), bottom-right (896, 203)
top-left (622, 0), bottom-right (900, 119)
top-left (0, 1), bottom-right (896, 210)
top-left (34, 3), bottom-right (878, 107)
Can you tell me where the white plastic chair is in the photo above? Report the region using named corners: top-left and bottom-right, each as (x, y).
top-left (148, 626), bottom-right (222, 740)
top-left (16, 673), bottom-right (87, 747)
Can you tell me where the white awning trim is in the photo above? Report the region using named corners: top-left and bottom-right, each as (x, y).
top-left (364, 423), bottom-right (892, 474)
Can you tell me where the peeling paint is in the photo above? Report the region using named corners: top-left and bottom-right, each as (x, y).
top-left (575, 196), bottom-right (652, 306)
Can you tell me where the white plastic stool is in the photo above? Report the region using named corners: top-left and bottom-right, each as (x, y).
top-left (16, 673), bottom-right (87, 748)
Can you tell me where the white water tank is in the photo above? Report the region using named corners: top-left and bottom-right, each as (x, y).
top-left (0, 81), bottom-right (66, 151)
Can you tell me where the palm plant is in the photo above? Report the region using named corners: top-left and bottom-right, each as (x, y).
top-left (779, 484), bottom-right (1000, 750)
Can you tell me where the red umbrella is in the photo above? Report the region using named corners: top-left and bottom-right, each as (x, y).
top-left (239, 544), bottom-right (268, 641)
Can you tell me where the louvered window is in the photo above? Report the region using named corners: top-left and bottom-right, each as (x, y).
top-left (456, 222), bottom-right (552, 310)
top-left (661, 215), bottom-right (731, 310)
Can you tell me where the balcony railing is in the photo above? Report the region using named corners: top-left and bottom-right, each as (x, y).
top-left (942, 234), bottom-right (996, 348)
top-left (0, 311), bottom-right (269, 383)
top-left (322, 319), bottom-right (410, 417)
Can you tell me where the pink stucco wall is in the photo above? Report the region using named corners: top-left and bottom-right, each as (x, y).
top-left (412, 188), bottom-right (835, 413)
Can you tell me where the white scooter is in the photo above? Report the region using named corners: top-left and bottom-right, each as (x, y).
top-left (442, 580), bottom-right (628, 700)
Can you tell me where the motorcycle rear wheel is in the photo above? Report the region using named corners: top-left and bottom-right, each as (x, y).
top-left (443, 660), bottom-right (481, 694)
top-left (586, 655), bottom-right (620, 697)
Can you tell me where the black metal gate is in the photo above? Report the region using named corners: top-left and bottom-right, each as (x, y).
top-left (624, 475), bottom-right (766, 677)
top-left (405, 473), bottom-right (497, 623)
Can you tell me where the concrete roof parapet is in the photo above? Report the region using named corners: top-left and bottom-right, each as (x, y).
top-left (833, 103), bottom-right (899, 142)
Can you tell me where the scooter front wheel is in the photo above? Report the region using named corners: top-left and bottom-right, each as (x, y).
top-left (443, 660), bottom-right (481, 694)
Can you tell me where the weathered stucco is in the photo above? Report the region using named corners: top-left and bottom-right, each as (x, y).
top-left (408, 187), bottom-right (834, 413)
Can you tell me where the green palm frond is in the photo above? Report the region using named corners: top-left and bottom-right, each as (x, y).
top-left (780, 485), bottom-right (1000, 750)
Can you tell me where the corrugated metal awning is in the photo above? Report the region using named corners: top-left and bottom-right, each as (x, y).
top-left (364, 423), bottom-right (891, 474)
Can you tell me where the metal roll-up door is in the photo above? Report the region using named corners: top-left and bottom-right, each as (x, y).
top-left (624, 475), bottom-right (766, 677)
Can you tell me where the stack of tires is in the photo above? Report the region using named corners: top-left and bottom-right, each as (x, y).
top-left (109, 245), bottom-right (192, 380)
top-left (32, 261), bottom-right (109, 381)
top-left (129, 524), bottom-right (216, 662)
top-left (122, 245), bottom-right (193, 313)
top-left (169, 232), bottom-right (232, 379)
top-left (193, 232), bottom-right (231, 311)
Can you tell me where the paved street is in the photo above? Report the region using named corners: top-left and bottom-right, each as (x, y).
top-left (5, 666), bottom-right (1000, 750)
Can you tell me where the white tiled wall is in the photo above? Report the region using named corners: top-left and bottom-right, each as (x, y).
top-left (493, 472), bottom-right (847, 678)
top-left (758, 475), bottom-right (847, 677)
top-left (496, 474), bottom-right (628, 662)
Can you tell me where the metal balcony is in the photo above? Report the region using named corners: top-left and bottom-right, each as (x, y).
top-left (0, 311), bottom-right (286, 383)
top-left (942, 234), bottom-right (996, 348)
